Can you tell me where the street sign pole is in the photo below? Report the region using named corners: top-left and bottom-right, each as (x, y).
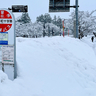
top-left (14, 13), bottom-right (16, 79)
top-left (53, 0), bottom-right (54, 7)
top-left (63, 0), bottom-right (65, 7)
top-left (75, 0), bottom-right (78, 38)
top-left (0, 8), bottom-right (16, 80)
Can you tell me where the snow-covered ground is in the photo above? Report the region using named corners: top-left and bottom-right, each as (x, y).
top-left (0, 36), bottom-right (96, 96)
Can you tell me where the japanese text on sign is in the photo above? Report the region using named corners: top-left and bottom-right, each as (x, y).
top-left (2, 45), bottom-right (14, 64)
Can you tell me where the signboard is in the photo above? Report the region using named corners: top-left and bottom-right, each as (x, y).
top-left (0, 32), bottom-right (8, 45)
top-left (0, 9), bottom-right (15, 45)
top-left (0, 8), bottom-right (16, 80)
top-left (0, 10), bottom-right (12, 32)
top-left (12, 5), bottom-right (28, 12)
top-left (2, 45), bottom-right (14, 64)
top-left (49, 0), bottom-right (70, 12)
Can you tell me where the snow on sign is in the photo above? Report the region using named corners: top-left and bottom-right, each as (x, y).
top-left (0, 10), bottom-right (12, 32)
top-left (2, 45), bottom-right (14, 64)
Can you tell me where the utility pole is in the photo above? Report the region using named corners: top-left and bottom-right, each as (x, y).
top-left (75, 0), bottom-right (78, 38)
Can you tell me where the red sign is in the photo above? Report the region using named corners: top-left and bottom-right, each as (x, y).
top-left (0, 10), bottom-right (12, 32)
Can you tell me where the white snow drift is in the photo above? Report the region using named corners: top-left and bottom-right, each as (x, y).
top-left (0, 36), bottom-right (96, 96)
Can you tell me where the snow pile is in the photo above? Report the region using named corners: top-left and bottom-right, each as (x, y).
top-left (0, 70), bottom-right (8, 83)
top-left (0, 36), bottom-right (96, 96)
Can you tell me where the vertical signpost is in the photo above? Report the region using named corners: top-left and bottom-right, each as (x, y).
top-left (0, 9), bottom-right (16, 80)
top-left (75, 0), bottom-right (78, 38)
top-left (0, 5), bottom-right (27, 80)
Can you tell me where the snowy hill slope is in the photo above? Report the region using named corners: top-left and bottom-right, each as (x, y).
top-left (0, 36), bottom-right (96, 96)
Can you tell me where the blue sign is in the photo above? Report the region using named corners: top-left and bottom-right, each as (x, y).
top-left (0, 41), bottom-right (8, 45)
top-left (0, 32), bottom-right (8, 45)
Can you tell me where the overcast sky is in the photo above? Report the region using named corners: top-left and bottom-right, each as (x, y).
top-left (0, 0), bottom-right (96, 23)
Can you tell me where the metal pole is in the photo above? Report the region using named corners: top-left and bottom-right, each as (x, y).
top-left (53, 0), bottom-right (54, 7)
top-left (75, 0), bottom-right (78, 38)
top-left (14, 13), bottom-right (17, 79)
top-left (63, 0), bottom-right (65, 7)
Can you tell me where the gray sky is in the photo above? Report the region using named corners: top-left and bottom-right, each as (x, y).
top-left (0, 0), bottom-right (96, 23)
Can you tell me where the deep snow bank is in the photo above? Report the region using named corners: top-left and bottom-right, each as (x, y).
top-left (0, 36), bottom-right (96, 96)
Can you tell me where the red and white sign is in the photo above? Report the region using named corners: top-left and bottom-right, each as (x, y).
top-left (0, 10), bottom-right (12, 32)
